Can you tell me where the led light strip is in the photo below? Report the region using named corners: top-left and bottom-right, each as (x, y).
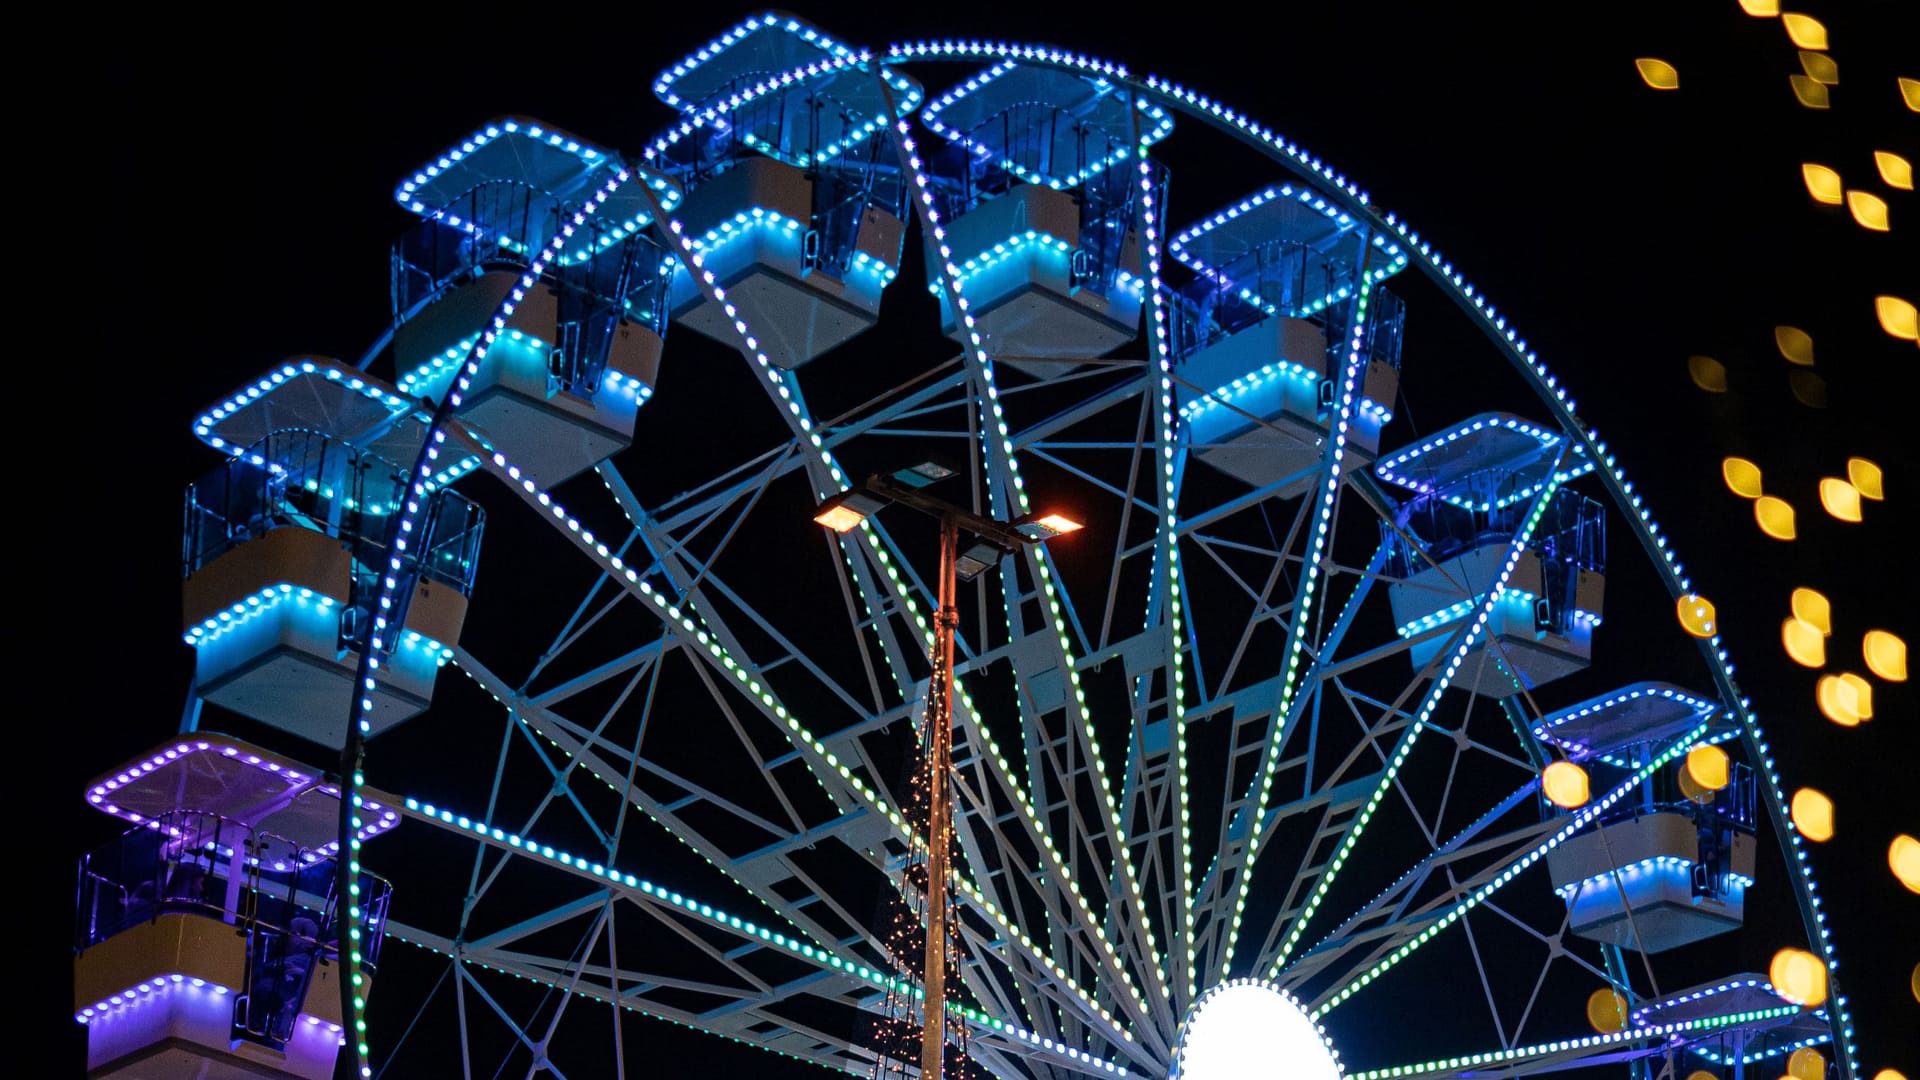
top-left (87, 737), bottom-right (400, 850)
top-left (1134, 146), bottom-right (1198, 1001)
top-left (1530, 684), bottom-right (1717, 757)
top-left (400, 796), bottom-right (1131, 1074)
top-left (1117, 67), bottom-right (1856, 1071)
top-left (1265, 461), bottom-right (1573, 979)
top-left (195, 360), bottom-right (411, 450)
top-left (1314, 723), bottom-right (1707, 1013)
top-left (1373, 415), bottom-right (1596, 512)
top-left (884, 98), bottom-right (1168, 1028)
top-left (920, 59), bottom-right (1173, 191)
top-left (393, 118), bottom-right (679, 265)
top-left (1552, 853), bottom-right (1755, 900)
top-left (75, 972), bottom-right (349, 1044)
top-left (1168, 183), bottom-right (1408, 316)
top-left (1215, 281), bottom-right (1374, 979)
top-left (1392, 587), bottom-right (1601, 640)
top-left (1344, 1004), bottom-right (1802, 1080)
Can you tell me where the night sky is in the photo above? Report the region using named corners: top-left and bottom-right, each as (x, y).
top-left (73, 3), bottom-right (1915, 1077)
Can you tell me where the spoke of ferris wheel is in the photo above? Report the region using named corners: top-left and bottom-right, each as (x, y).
top-left (388, 916), bottom-right (1124, 1078)
top-left (883, 107), bottom-right (1173, 1022)
top-left (1258, 778), bottom-right (1550, 985)
top-left (1262, 449), bottom-right (1578, 980)
top-left (1305, 725), bottom-right (1709, 1015)
top-left (1340, 1000), bottom-right (1805, 1080)
top-left (445, 505), bottom-right (1142, 1054)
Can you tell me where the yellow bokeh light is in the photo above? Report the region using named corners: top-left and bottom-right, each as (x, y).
top-left (1788, 369), bottom-right (1828, 409)
top-left (1542, 761), bottom-right (1590, 809)
top-left (1791, 587), bottom-right (1831, 634)
top-left (1839, 673), bottom-right (1874, 719)
top-left (1677, 765), bottom-right (1715, 804)
top-left (1791, 788), bottom-right (1834, 841)
top-left (1863, 630), bottom-right (1908, 682)
top-left (1847, 190), bottom-right (1890, 231)
top-left (1636, 58), bottom-right (1680, 90)
top-left (1755, 495), bottom-right (1797, 539)
top-left (1878, 151), bottom-right (1915, 190)
top-left (1912, 961), bottom-right (1919, 1003)
top-left (1781, 12), bottom-right (1828, 49)
top-left (1722, 457), bottom-right (1764, 498)
top-left (1801, 163), bottom-right (1844, 204)
top-left (1788, 1048), bottom-right (1826, 1080)
top-left (1892, 834), bottom-right (1920, 893)
top-left (1685, 745), bottom-right (1731, 791)
top-left (1737, 0), bottom-right (1778, 13)
top-left (1689, 355), bottom-right (1729, 392)
top-left (1775, 325), bottom-right (1816, 365)
top-left (1876, 296), bottom-right (1919, 341)
top-left (1770, 947), bottom-right (1828, 1006)
top-left (1816, 674), bottom-right (1862, 726)
top-left (1798, 51), bottom-right (1839, 85)
top-left (1782, 617), bottom-right (1826, 667)
top-left (1903, 77), bottom-right (1920, 111)
top-left (1586, 988), bottom-right (1628, 1033)
top-left (1819, 477), bottom-right (1863, 522)
top-left (1877, 1070), bottom-right (1910, 1080)
top-left (1687, 1073), bottom-right (1719, 1080)
top-left (1790, 75), bottom-right (1830, 108)
top-left (1677, 593), bottom-right (1718, 637)
top-left (1847, 457), bottom-right (1884, 499)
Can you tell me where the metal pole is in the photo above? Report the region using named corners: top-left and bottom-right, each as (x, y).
top-left (921, 513), bottom-right (959, 1080)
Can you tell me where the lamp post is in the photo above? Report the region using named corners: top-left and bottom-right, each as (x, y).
top-left (815, 463), bottom-right (1080, 1080)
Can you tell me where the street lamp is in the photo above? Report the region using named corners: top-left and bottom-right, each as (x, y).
top-left (814, 463), bottom-right (1080, 1080)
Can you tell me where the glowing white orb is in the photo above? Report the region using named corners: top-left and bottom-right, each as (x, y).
top-left (1173, 980), bottom-right (1343, 1080)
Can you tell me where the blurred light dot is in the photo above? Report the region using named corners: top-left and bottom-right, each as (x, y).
top-left (1789, 1048), bottom-right (1827, 1080)
top-left (1848, 457), bottom-right (1885, 499)
top-left (1775, 325), bottom-right (1816, 365)
top-left (1636, 58), bottom-right (1680, 90)
top-left (1892, 834), bottom-right (1920, 893)
top-left (1792, 587), bottom-right (1831, 634)
top-left (1542, 761), bottom-right (1590, 809)
top-left (1839, 672), bottom-right (1875, 719)
top-left (1678, 764), bottom-right (1716, 804)
top-left (1737, 0), bottom-right (1778, 13)
top-left (1798, 51), bottom-right (1839, 84)
top-left (1586, 988), bottom-right (1628, 1032)
top-left (1756, 495), bottom-right (1798, 539)
top-left (1781, 12), bottom-right (1828, 49)
top-left (1791, 788), bottom-right (1834, 840)
top-left (1689, 354), bottom-right (1729, 391)
top-left (1878, 1070), bottom-right (1910, 1080)
top-left (1903, 77), bottom-right (1920, 111)
top-left (1723, 457), bottom-right (1764, 498)
top-left (1782, 617), bottom-right (1826, 667)
top-left (1876, 296), bottom-right (1919, 341)
top-left (1677, 593), bottom-right (1719, 637)
top-left (1686, 1073), bottom-right (1719, 1080)
top-left (1912, 963), bottom-right (1919, 1004)
top-left (1847, 190), bottom-right (1890, 231)
top-left (1819, 477), bottom-right (1863, 522)
top-left (1686, 745), bottom-right (1731, 790)
top-left (1816, 674), bottom-right (1862, 726)
top-left (1863, 630), bottom-right (1907, 681)
top-left (1770, 947), bottom-right (1828, 1005)
top-left (1788, 369), bottom-right (1828, 408)
top-left (1801, 163), bottom-right (1845, 204)
top-left (1877, 151), bottom-right (1915, 190)
top-left (1790, 74), bottom-right (1831, 108)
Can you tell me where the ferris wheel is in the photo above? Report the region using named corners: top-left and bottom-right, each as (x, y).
top-left (72, 13), bottom-right (1863, 1080)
